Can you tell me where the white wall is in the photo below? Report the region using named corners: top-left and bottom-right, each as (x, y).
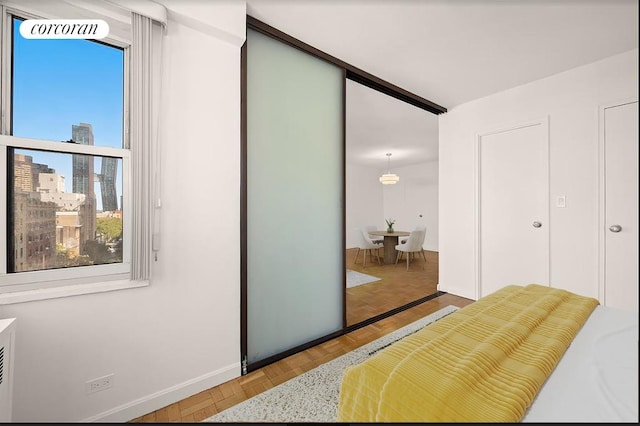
top-left (0, 1), bottom-right (245, 422)
top-left (383, 161), bottom-right (439, 252)
top-left (439, 48), bottom-right (638, 300)
top-left (346, 161), bottom-right (439, 251)
top-left (346, 163), bottom-right (384, 248)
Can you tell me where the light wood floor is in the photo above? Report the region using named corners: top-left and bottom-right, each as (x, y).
top-left (130, 251), bottom-right (473, 423)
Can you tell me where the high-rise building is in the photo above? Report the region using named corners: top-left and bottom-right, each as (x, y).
top-left (100, 157), bottom-right (119, 212)
top-left (71, 123), bottom-right (97, 251)
top-left (10, 155), bottom-right (57, 272)
top-left (72, 123), bottom-right (95, 195)
top-left (37, 172), bottom-right (65, 193)
top-left (38, 173), bottom-right (85, 211)
top-left (13, 153), bottom-right (54, 192)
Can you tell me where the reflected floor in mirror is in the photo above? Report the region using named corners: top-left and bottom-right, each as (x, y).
top-left (346, 247), bottom-right (438, 326)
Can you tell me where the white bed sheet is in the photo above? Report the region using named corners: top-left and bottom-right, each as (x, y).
top-left (523, 305), bottom-right (639, 422)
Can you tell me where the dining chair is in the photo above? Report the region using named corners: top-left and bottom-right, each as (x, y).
top-left (395, 228), bottom-right (427, 270)
top-left (363, 225), bottom-right (383, 244)
top-left (401, 225), bottom-right (426, 244)
top-left (353, 227), bottom-right (382, 267)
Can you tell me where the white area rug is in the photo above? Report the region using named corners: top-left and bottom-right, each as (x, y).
top-left (346, 269), bottom-right (381, 288)
top-left (204, 305), bottom-right (459, 423)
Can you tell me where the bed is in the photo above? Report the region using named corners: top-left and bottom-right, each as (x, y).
top-left (337, 284), bottom-right (638, 422)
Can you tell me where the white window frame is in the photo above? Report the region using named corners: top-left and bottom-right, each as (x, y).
top-left (0, 3), bottom-right (147, 301)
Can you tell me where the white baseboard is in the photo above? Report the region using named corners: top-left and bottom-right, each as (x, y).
top-left (437, 282), bottom-right (477, 301)
top-left (81, 362), bottom-right (241, 422)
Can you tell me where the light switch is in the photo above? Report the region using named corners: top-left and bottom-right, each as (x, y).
top-left (556, 195), bottom-right (566, 208)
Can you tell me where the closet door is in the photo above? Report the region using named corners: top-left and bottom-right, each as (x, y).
top-left (244, 28), bottom-right (344, 368)
top-left (477, 119), bottom-right (549, 298)
top-left (602, 100), bottom-right (638, 312)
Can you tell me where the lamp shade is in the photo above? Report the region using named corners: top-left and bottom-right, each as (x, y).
top-left (379, 173), bottom-right (400, 184)
top-left (379, 153), bottom-right (399, 184)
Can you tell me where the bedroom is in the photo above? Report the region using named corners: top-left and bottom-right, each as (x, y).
top-left (0, 0), bottom-right (637, 422)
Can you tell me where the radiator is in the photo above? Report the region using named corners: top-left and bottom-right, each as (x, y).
top-left (0, 318), bottom-right (16, 422)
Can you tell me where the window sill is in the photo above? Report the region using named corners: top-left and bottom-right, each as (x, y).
top-left (0, 279), bottom-right (149, 305)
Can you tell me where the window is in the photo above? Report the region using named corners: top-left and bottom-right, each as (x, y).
top-left (9, 149), bottom-right (125, 273)
top-left (0, 2), bottom-right (154, 296)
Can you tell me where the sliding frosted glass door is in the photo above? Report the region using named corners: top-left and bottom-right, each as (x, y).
top-left (245, 29), bottom-right (344, 366)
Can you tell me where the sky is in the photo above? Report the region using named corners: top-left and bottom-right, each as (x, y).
top-left (12, 17), bottom-right (124, 210)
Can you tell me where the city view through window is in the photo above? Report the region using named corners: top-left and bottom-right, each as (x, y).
top-left (8, 17), bottom-right (125, 273)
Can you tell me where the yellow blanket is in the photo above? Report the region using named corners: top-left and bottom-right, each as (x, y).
top-left (337, 284), bottom-right (599, 422)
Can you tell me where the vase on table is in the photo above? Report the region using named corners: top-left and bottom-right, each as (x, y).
top-left (385, 218), bottom-right (395, 233)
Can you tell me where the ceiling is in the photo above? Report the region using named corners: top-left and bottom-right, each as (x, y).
top-left (246, 0), bottom-right (639, 169)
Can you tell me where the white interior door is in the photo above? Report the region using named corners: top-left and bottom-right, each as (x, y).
top-left (603, 101), bottom-right (638, 312)
top-left (478, 119), bottom-right (549, 298)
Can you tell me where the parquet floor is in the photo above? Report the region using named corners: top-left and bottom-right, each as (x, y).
top-left (346, 247), bottom-right (439, 325)
top-left (130, 252), bottom-right (474, 423)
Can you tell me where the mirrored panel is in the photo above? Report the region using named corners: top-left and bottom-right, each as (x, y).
top-left (345, 79), bottom-right (440, 326)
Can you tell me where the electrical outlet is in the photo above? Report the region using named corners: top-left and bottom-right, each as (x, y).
top-left (85, 374), bottom-right (114, 394)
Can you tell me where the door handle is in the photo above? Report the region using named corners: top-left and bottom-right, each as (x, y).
top-left (609, 224), bottom-right (622, 233)
top-left (532, 221), bottom-right (542, 228)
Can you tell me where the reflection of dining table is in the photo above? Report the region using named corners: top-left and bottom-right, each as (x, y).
top-left (368, 230), bottom-right (411, 264)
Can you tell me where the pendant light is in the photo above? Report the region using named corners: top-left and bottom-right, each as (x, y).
top-left (379, 153), bottom-right (400, 185)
